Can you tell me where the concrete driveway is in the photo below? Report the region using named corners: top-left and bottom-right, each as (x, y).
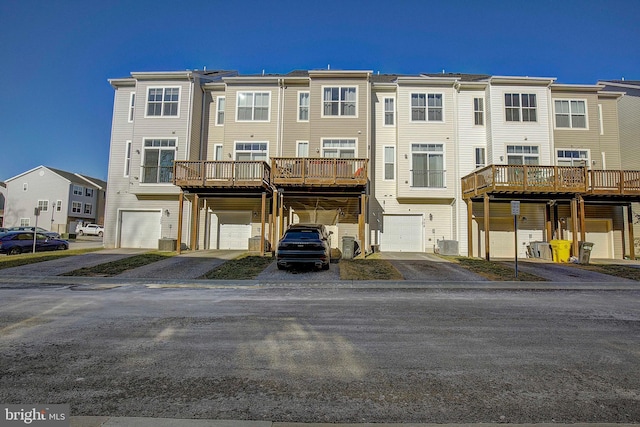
top-left (379, 252), bottom-right (489, 281)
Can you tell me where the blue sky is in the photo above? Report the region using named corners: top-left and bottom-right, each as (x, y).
top-left (1, 0), bottom-right (638, 182)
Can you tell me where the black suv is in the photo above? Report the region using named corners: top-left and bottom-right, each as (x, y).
top-left (276, 224), bottom-right (332, 270)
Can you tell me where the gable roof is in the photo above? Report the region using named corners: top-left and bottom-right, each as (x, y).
top-left (6, 166), bottom-right (106, 189)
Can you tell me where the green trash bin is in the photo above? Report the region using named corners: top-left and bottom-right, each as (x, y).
top-left (550, 240), bottom-right (572, 263)
top-left (579, 241), bottom-right (594, 264)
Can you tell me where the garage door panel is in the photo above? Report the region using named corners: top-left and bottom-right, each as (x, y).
top-left (381, 215), bottom-right (423, 252)
top-left (213, 212), bottom-right (251, 250)
top-left (120, 211), bottom-right (161, 248)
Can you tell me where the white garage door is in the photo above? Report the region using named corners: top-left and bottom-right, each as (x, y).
top-left (214, 212), bottom-right (251, 250)
top-left (381, 215), bottom-right (423, 252)
top-left (567, 219), bottom-right (613, 259)
top-left (119, 210), bottom-right (161, 248)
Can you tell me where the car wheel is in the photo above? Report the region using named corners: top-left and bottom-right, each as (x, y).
top-left (8, 247), bottom-right (21, 256)
top-left (277, 264), bottom-right (285, 270)
top-left (78, 230), bottom-right (84, 235)
top-left (322, 262), bottom-right (330, 270)
top-left (57, 244), bottom-right (67, 251)
top-left (98, 231), bottom-right (103, 237)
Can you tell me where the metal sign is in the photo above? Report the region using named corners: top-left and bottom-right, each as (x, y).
top-left (511, 201), bottom-right (520, 216)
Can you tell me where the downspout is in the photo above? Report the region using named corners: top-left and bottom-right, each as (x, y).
top-left (199, 84), bottom-right (207, 161)
top-left (366, 74), bottom-right (371, 250)
top-left (185, 73), bottom-right (194, 161)
top-left (276, 79), bottom-right (282, 156)
top-left (453, 81), bottom-right (460, 247)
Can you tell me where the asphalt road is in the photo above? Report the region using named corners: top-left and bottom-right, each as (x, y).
top-left (1, 282), bottom-right (639, 423)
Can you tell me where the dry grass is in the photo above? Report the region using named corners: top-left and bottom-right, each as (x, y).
top-left (61, 252), bottom-right (175, 276)
top-left (444, 256), bottom-right (547, 281)
top-left (573, 263), bottom-right (640, 281)
top-left (0, 248), bottom-right (102, 270)
top-left (339, 258), bottom-right (403, 280)
top-left (199, 255), bottom-right (273, 280)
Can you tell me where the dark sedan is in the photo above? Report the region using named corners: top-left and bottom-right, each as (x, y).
top-left (0, 231), bottom-right (69, 255)
top-left (8, 226), bottom-right (61, 239)
top-left (276, 224), bottom-right (331, 270)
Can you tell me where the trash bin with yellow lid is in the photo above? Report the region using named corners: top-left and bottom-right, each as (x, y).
top-left (549, 240), bottom-right (572, 263)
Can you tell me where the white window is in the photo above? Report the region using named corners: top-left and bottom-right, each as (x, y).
top-left (84, 203), bottom-right (93, 215)
top-left (237, 92), bottom-right (270, 121)
top-left (384, 146), bottom-right (395, 180)
top-left (297, 141), bottom-right (309, 157)
top-left (411, 144), bottom-right (445, 188)
top-left (235, 142), bottom-right (268, 161)
top-left (214, 144), bottom-right (223, 161)
top-left (20, 218), bottom-right (30, 226)
top-left (411, 93), bottom-right (443, 122)
top-left (72, 202), bottom-right (82, 214)
top-left (146, 87), bottom-right (179, 117)
top-left (128, 92), bottom-right (135, 122)
top-left (216, 96), bottom-right (225, 125)
top-left (298, 91), bottom-right (310, 121)
top-left (475, 147), bottom-right (486, 168)
top-left (124, 140), bottom-right (132, 177)
top-left (384, 97), bottom-right (395, 126)
top-left (322, 139), bottom-right (356, 158)
top-left (505, 93), bottom-right (537, 122)
top-left (85, 188), bottom-right (94, 197)
top-left (323, 87), bottom-right (357, 117)
top-left (554, 100), bottom-right (587, 129)
top-left (73, 185), bottom-right (83, 195)
top-left (56, 200), bottom-right (62, 212)
top-left (142, 139), bottom-right (177, 183)
top-left (557, 149), bottom-right (589, 167)
top-left (474, 98), bottom-right (484, 125)
top-left (507, 145), bottom-right (539, 165)
top-left (37, 200), bottom-right (49, 212)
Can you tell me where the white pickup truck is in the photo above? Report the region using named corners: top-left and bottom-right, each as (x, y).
top-left (76, 223), bottom-right (104, 237)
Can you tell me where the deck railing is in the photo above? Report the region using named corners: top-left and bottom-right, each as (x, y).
top-left (271, 158), bottom-right (368, 186)
top-left (462, 165), bottom-right (640, 198)
top-left (173, 161), bottom-right (270, 187)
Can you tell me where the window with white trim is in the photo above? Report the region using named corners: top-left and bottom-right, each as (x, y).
top-left (73, 185), bottom-right (83, 195)
top-left (322, 139), bottom-right (356, 158)
top-left (142, 139), bottom-right (177, 183)
top-left (411, 144), bottom-right (444, 188)
top-left (128, 92), bottom-right (135, 122)
top-left (505, 93), bottom-right (537, 122)
top-left (56, 200), bottom-right (62, 212)
top-left (474, 98), bottom-right (484, 125)
top-left (72, 202), bottom-right (82, 214)
top-left (507, 145), bottom-right (539, 165)
top-left (411, 93), bottom-right (443, 122)
top-left (37, 200), bottom-right (48, 212)
top-left (323, 87), bottom-right (356, 116)
top-left (124, 140), bottom-right (132, 177)
top-left (237, 92), bottom-right (270, 121)
top-left (475, 147), bottom-right (486, 168)
top-left (20, 218), bottom-right (30, 227)
top-left (298, 91), bottom-right (310, 121)
top-left (557, 149), bottom-right (589, 167)
top-left (85, 188), bottom-right (94, 197)
top-left (235, 142), bottom-right (268, 161)
top-left (297, 141), bottom-right (309, 157)
top-left (84, 203), bottom-right (93, 215)
top-left (216, 96), bottom-right (225, 125)
top-left (146, 87), bottom-right (179, 117)
top-left (384, 97), bottom-right (395, 126)
top-left (384, 146), bottom-right (395, 180)
top-left (214, 144), bottom-right (223, 161)
top-left (554, 100), bottom-right (586, 128)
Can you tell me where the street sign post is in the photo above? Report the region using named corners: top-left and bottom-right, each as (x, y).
top-left (511, 201), bottom-right (520, 278)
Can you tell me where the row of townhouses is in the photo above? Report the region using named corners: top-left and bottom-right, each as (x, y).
top-left (104, 69), bottom-right (640, 260)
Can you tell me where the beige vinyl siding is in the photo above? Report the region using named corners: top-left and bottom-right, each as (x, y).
top-left (488, 84), bottom-right (553, 165)
top-left (309, 77), bottom-right (369, 159)
top-left (551, 91), bottom-right (599, 165)
top-left (281, 83), bottom-right (311, 157)
top-left (597, 97), bottom-right (622, 169)
top-left (189, 79), bottom-right (203, 161)
top-left (206, 88), bottom-right (226, 160)
top-left (617, 94), bottom-right (640, 169)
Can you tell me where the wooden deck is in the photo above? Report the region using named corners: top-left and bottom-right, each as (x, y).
top-left (173, 161), bottom-right (271, 189)
top-left (271, 158), bottom-right (368, 187)
top-left (462, 165), bottom-right (640, 199)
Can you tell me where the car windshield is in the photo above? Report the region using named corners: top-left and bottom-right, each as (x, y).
top-left (284, 230), bottom-right (321, 240)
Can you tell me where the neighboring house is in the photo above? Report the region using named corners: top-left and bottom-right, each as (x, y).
top-left (4, 166), bottom-right (107, 234)
top-left (0, 182), bottom-right (5, 227)
top-left (104, 68), bottom-right (640, 260)
top-left (598, 80), bottom-right (640, 257)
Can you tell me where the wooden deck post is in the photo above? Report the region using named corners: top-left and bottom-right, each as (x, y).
top-left (278, 191), bottom-right (284, 240)
top-left (484, 194), bottom-right (490, 261)
top-left (359, 192), bottom-right (367, 254)
top-left (578, 195), bottom-right (586, 242)
top-left (260, 191), bottom-right (266, 257)
top-left (177, 191), bottom-right (184, 254)
top-left (191, 194), bottom-right (199, 251)
top-left (545, 203), bottom-right (552, 242)
top-left (628, 204), bottom-right (636, 260)
top-left (467, 199), bottom-right (473, 257)
top-left (271, 189), bottom-right (278, 254)
top-left (571, 197), bottom-right (579, 257)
